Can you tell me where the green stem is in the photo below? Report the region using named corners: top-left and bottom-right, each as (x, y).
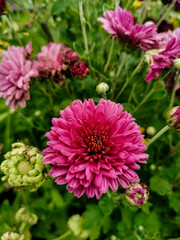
top-left (128, 83), bottom-right (136, 103)
top-left (156, 0), bottom-right (176, 27)
top-left (134, 88), bottom-right (154, 113)
top-left (53, 231), bottom-right (71, 240)
top-left (111, 53), bottom-right (127, 100)
top-left (115, 0), bottom-right (120, 7)
top-left (125, 0), bottom-right (133, 9)
top-left (114, 56), bottom-right (144, 102)
top-left (104, 39), bottom-right (115, 72)
top-left (34, 82), bottom-right (54, 108)
top-left (146, 125), bottom-right (169, 147)
top-left (138, 0), bottom-right (150, 24)
top-left (79, 0), bottom-right (89, 54)
top-left (169, 72), bottom-right (180, 110)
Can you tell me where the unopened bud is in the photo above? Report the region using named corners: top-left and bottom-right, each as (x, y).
top-left (174, 58), bottom-right (180, 70)
top-left (146, 126), bottom-right (156, 135)
top-left (125, 183), bottom-right (149, 207)
top-left (1, 232), bottom-right (25, 240)
top-left (96, 82), bottom-right (109, 96)
top-left (1, 142), bottom-right (47, 191)
top-left (167, 106), bottom-right (180, 131)
top-left (15, 207), bottom-right (38, 228)
top-left (68, 214), bottom-right (89, 239)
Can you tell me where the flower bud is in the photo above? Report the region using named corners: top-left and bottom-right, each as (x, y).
top-left (146, 126), bottom-right (156, 136)
top-left (96, 82), bottom-right (109, 96)
top-left (1, 142), bottom-right (47, 191)
top-left (71, 61), bottom-right (89, 79)
top-left (125, 183), bottom-right (149, 207)
top-left (167, 106), bottom-right (180, 131)
top-left (67, 214), bottom-right (89, 239)
top-left (1, 232), bottom-right (25, 240)
top-left (174, 58), bottom-right (180, 70)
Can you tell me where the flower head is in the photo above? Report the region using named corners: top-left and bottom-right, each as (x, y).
top-left (0, 43), bottom-right (38, 110)
top-left (98, 6), bottom-right (159, 51)
top-left (1, 142), bottom-right (46, 191)
top-left (1, 232), bottom-right (25, 240)
top-left (43, 99), bottom-right (148, 199)
top-left (125, 183), bottom-right (149, 207)
top-left (167, 106), bottom-right (180, 130)
top-left (96, 82), bottom-right (109, 96)
top-left (68, 214), bottom-right (89, 239)
top-left (71, 61), bottom-right (89, 79)
top-left (34, 42), bottom-right (79, 87)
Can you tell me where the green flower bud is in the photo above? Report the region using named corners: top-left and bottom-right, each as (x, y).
top-left (1, 142), bottom-right (47, 191)
top-left (15, 207), bottom-right (38, 228)
top-left (96, 82), bottom-right (109, 96)
top-left (167, 106), bottom-right (180, 131)
top-left (1, 232), bottom-right (25, 240)
top-left (68, 214), bottom-right (89, 239)
top-left (146, 126), bottom-right (156, 136)
top-left (174, 58), bottom-right (180, 70)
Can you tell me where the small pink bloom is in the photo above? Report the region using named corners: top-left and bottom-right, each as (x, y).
top-left (43, 99), bottom-right (148, 199)
top-left (71, 61), bottom-right (89, 79)
top-left (167, 106), bottom-right (180, 131)
top-left (98, 6), bottom-right (159, 51)
top-left (0, 43), bottom-right (38, 110)
top-left (125, 183), bottom-right (149, 207)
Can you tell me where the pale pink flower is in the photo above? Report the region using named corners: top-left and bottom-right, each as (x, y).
top-left (0, 43), bottom-right (38, 110)
top-left (98, 6), bottom-right (159, 51)
top-left (145, 37), bottom-right (180, 82)
top-left (43, 99), bottom-right (148, 199)
top-left (34, 43), bottom-right (79, 87)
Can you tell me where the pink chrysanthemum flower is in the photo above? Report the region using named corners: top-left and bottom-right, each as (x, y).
top-left (0, 43), bottom-right (38, 110)
top-left (43, 99), bottom-right (148, 199)
top-left (145, 37), bottom-right (180, 82)
top-left (34, 42), bottom-right (79, 87)
top-left (97, 6), bottom-right (159, 51)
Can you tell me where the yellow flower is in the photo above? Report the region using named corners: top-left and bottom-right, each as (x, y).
top-left (133, 0), bottom-right (144, 8)
top-left (140, 127), bottom-right (145, 134)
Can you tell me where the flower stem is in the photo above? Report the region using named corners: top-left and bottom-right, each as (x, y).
top-left (125, 0), bottom-right (133, 9)
top-left (133, 88), bottom-right (154, 113)
top-left (128, 83), bottom-right (136, 103)
top-left (112, 52), bottom-right (127, 100)
top-left (169, 72), bottom-right (180, 110)
top-left (114, 56), bottom-right (144, 102)
top-left (156, 0), bottom-right (176, 27)
top-left (79, 0), bottom-right (89, 55)
top-left (53, 231), bottom-right (71, 240)
top-left (138, 0), bottom-right (150, 24)
top-left (104, 39), bottom-right (115, 72)
top-left (146, 125), bottom-right (169, 147)
top-left (115, 0), bottom-right (120, 7)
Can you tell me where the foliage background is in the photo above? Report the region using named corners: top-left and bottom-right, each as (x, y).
top-left (0, 0), bottom-right (180, 239)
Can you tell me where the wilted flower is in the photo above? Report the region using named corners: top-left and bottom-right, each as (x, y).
top-left (34, 42), bottom-right (79, 87)
top-left (167, 106), bottom-right (180, 130)
top-left (71, 61), bottom-right (89, 79)
top-left (125, 183), bottom-right (149, 207)
top-left (98, 6), bottom-right (159, 51)
top-left (43, 99), bottom-right (148, 199)
top-left (68, 214), bottom-right (89, 239)
top-left (0, 0), bottom-right (7, 15)
top-left (96, 82), bottom-right (109, 96)
top-left (1, 142), bottom-right (46, 191)
top-left (0, 43), bottom-right (38, 110)
top-left (1, 232), bottom-right (25, 240)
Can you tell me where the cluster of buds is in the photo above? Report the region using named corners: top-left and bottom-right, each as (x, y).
top-left (1, 142), bottom-right (47, 191)
top-left (167, 106), bottom-right (180, 131)
top-left (125, 183), bottom-right (149, 207)
top-left (96, 82), bottom-right (109, 97)
top-left (1, 232), bottom-right (25, 240)
top-left (71, 61), bottom-right (90, 79)
top-left (68, 214), bottom-right (89, 239)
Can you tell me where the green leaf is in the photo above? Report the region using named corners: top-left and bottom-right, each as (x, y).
top-left (51, 0), bottom-right (72, 15)
top-left (153, 80), bottom-right (165, 90)
top-left (149, 89), bottom-right (166, 100)
top-left (73, 42), bottom-right (84, 56)
top-left (122, 103), bottom-right (135, 113)
top-left (150, 176), bottom-right (172, 195)
top-left (51, 188), bottom-right (65, 208)
top-left (99, 195), bottom-right (114, 215)
top-left (83, 204), bottom-right (102, 230)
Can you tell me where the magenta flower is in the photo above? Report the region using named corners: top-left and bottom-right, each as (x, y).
top-left (167, 106), bottom-right (180, 131)
top-left (0, 43), bottom-right (38, 110)
top-left (145, 37), bottom-right (180, 82)
top-left (125, 183), bottom-right (149, 207)
top-left (98, 6), bottom-right (159, 51)
top-left (71, 61), bottom-right (90, 79)
top-left (43, 99), bottom-right (148, 199)
top-left (34, 42), bottom-right (79, 87)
